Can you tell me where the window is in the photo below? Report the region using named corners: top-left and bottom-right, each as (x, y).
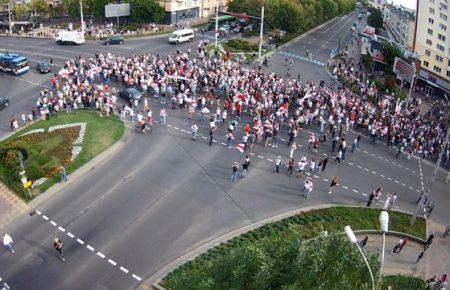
top-left (424, 60), bottom-right (429, 67)
top-left (430, 0), bottom-right (435, 3)
top-left (436, 55), bottom-right (443, 62)
top-left (447, 71), bottom-right (450, 77)
top-left (428, 28), bottom-right (434, 35)
top-left (438, 34), bottom-right (446, 41)
top-left (425, 49), bottom-right (431, 56)
top-left (440, 2), bottom-right (448, 10)
top-left (440, 13), bottom-right (448, 20)
top-left (426, 39), bottom-right (433, 45)
top-left (430, 7), bottom-right (435, 13)
top-left (439, 23), bottom-right (447, 30)
top-left (437, 44), bottom-right (444, 51)
top-left (433, 66), bottom-right (441, 73)
top-left (429, 17), bottom-right (434, 24)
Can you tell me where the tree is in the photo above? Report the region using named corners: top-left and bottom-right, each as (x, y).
top-left (12, 4), bottom-right (28, 19)
top-left (321, 0), bottom-right (338, 20)
top-left (29, 0), bottom-right (48, 16)
top-left (382, 43), bottom-right (403, 66)
top-left (124, 0), bottom-right (164, 23)
top-left (367, 8), bottom-right (383, 29)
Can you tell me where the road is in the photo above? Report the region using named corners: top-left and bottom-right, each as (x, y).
top-left (0, 14), bottom-right (449, 290)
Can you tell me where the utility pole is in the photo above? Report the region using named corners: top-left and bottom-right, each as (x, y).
top-left (405, 62), bottom-right (416, 108)
top-left (79, 0), bottom-right (84, 34)
top-left (411, 124), bottom-right (449, 225)
top-left (258, 5), bottom-right (264, 58)
top-left (8, 0), bottom-right (12, 35)
top-left (214, 0), bottom-right (219, 48)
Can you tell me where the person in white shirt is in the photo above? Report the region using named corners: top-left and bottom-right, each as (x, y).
top-left (191, 124), bottom-right (198, 140)
top-left (3, 233), bottom-right (14, 253)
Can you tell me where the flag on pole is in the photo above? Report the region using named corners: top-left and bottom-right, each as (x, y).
top-left (235, 143), bottom-right (245, 153)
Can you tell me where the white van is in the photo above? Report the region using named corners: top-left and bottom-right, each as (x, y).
top-left (168, 29), bottom-right (194, 44)
top-left (55, 30), bottom-right (85, 45)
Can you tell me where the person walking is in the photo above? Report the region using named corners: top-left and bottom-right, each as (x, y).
top-left (425, 275), bottom-right (437, 290)
top-left (392, 237), bottom-right (408, 254)
top-left (321, 156), bottom-right (328, 172)
top-left (366, 191), bottom-right (375, 207)
top-left (287, 158), bottom-right (295, 178)
top-left (160, 108), bottom-right (167, 124)
top-left (334, 149), bottom-right (342, 164)
top-left (303, 177), bottom-right (313, 198)
top-left (415, 251), bottom-right (425, 264)
top-left (53, 238), bottom-right (65, 261)
top-left (60, 166), bottom-right (67, 182)
top-left (387, 193), bottom-right (397, 210)
top-left (328, 176), bottom-right (338, 194)
top-left (230, 162), bottom-right (239, 182)
top-left (289, 143), bottom-right (297, 159)
top-left (2, 233), bottom-right (14, 253)
top-left (191, 123), bottom-right (198, 141)
top-left (359, 236), bottom-right (369, 252)
top-left (424, 232), bottom-right (434, 250)
top-left (242, 156), bottom-right (250, 178)
top-left (351, 137), bottom-right (358, 152)
top-left (209, 128), bottom-right (214, 146)
top-left (275, 156), bottom-right (282, 174)
top-left (226, 132), bottom-right (234, 148)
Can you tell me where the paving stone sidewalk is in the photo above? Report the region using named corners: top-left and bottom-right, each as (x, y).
top-left (0, 182), bottom-right (29, 232)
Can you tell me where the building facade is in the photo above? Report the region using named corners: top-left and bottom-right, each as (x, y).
top-left (414, 0), bottom-right (450, 97)
top-left (157, 0), bottom-right (229, 24)
top-left (384, 5), bottom-right (415, 50)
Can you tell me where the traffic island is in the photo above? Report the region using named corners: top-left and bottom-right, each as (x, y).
top-left (0, 110), bottom-right (124, 201)
top-left (155, 206), bottom-right (426, 290)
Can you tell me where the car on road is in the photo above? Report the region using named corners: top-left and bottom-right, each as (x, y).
top-left (119, 88), bottom-right (142, 102)
top-left (36, 61), bottom-right (52, 74)
top-left (104, 35), bottom-right (125, 45)
top-left (0, 96), bottom-right (9, 111)
top-left (168, 29), bottom-right (194, 44)
top-left (219, 24), bottom-right (231, 33)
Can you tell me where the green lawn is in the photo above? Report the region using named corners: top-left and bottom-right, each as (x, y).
top-left (162, 207), bottom-right (426, 289)
top-left (381, 275), bottom-right (425, 290)
top-left (0, 110), bottom-right (124, 201)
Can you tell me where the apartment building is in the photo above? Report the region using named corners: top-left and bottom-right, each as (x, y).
top-left (384, 5), bottom-right (415, 50)
top-left (157, 0), bottom-right (229, 24)
top-left (414, 0), bottom-right (450, 97)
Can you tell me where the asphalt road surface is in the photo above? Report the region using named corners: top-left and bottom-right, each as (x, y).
top-left (0, 16), bottom-right (449, 290)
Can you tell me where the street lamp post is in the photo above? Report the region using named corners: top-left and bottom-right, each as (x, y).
top-left (345, 226), bottom-right (375, 290)
top-left (214, 0), bottom-right (219, 48)
top-left (8, 1), bottom-right (12, 35)
top-left (79, 0), bottom-right (84, 34)
top-left (378, 211), bottom-right (389, 287)
top-left (258, 5), bottom-right (264, 58)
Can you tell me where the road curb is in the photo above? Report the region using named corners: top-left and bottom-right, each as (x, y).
top-left (145, 204), bottom-right (428, 289)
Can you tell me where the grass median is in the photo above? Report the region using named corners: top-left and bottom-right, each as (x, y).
top-left (0, 110), bottom-right (124, 201)
top-left (161, 206), bottom-right (426, 289)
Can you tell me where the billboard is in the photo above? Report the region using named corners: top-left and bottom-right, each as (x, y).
top-left (105, 4), bottom-right (130, 18)
top-left (393, 57), bottom-right (415, 82)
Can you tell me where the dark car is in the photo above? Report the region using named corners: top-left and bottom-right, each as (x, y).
top-left (119, 88), bottom-right (142, 102)
top-left (0, 96), bottom-right (9, 111)
top-left (37, 61), bottom-right (52, 74)
top-left (104, 35), bottom-right (124, 45)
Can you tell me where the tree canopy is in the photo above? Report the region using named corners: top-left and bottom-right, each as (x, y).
top-left (367, 7), bottom-right (383, 29)
top-left (228, 0), bottom-right (355, 33)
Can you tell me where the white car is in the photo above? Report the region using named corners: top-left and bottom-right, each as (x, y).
top-left (168, 29), bottom-right (194, 44)
top-left (55, 30), bottom-right (85, 45)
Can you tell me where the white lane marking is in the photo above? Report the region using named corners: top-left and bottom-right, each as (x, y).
top-left (347, 162), bottom-right (353, 165)
top-left (258, 155), bottom-right (264, 159)
top-left (323, 178), bottom-right (329, 182)
top-left (201, 136), bottom-right (207, 139)
top-left (173, 126), bottom-right (179, 130)
top-left (220, 142), bottom-right (226, 146)
top-left (35, 210), bottom-right (42, 215)
top-left (343, 185), bottom-right (349, 189)
top-left (267, 158), bottom-right (273, 162)
top-left (387, 177), bottom-right (392, 180)
top-left (380, 174), bottom-right (385, 178)
top-left (132, 274), bottom-right (142, 281)
top-left (409, 186), bottom-right (414, 190)
top-left (96, 252), bottom-right (106, 259)
top-left (416, 189), bottom-right (420, 192)
top-left (108, 259), bottom-right (117, 266)
top-left (120, 266), bottom-right (129, 274)
top-left (67, 232), bottom-right (75, 238)
top-left (58, 226), bottom-right (66, 232)
top-left (86, 245), bottom-right (95, 251)
top-left (250, 152), bottom-right (255, 156)
top-left (352, 189), bottom-right (359, 193)
top-left (371, 171), bottom-right (376, 174)
top-left (361, 193), bottom-right (368, 196)
top-left (50, 220), bottom-right (57, 226)
top-left (42, 215), bottom-right (49, 220)
top-left (314, 175), bottom-right (320, 178)
top-left (395, 180), bottom-right (400, 184)
top-left (401, 183), bottom-right (406, 187)
top-left (76, 238), bottom-right (85, 245)
top-left (364, 168), bottom-right (369, 172)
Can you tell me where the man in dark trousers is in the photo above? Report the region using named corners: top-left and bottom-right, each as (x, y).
top-left (209, 128), bottom-right (214, 146)
top-left (366, 191), bottom-right (375, 207)
top-left (424, 232), bottom-right (434, 250)
top-left (321, 156), bottom-right (329, 172)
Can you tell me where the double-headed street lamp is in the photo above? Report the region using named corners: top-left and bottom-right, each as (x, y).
top-left (345, 211), bottom-right (389, 290)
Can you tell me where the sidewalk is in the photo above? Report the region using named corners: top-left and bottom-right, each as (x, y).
top-left (356, 219), bottom-right (449, 279)
top-left (0, 182), bottom-right (29, 232)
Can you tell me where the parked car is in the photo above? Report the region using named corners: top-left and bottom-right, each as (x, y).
top-left (219, 24), bottom-right (231, 33)
top-left (36, 61), bottom-right (52, 74)
top-left (119, 88), bottom-right (142, 102)
top-left (104, 35), bottom-right (125, 45)
top-left (0, 96), bottom-right (9, 111)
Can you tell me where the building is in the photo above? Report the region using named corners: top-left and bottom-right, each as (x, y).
top-left (384, 5), bottom-right (415, 50)
top-left (157, 0), bottom-right (229, 24)
top-left (414, 0), bottom-right (450, 97)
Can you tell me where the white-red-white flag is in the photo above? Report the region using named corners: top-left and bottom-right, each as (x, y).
top-left (235, 143), bottom-right (245, 153)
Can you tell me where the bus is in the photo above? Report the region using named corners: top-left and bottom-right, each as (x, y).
top-left (0, 53), bottom-right (29, 75)
top-left (208, 15), bottom-right (238, 28)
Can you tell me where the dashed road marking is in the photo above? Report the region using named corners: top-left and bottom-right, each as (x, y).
top-left (76, 238), bottom-right (85, 245)
top-left (132, 274), bottom-right (142, 281)
top-left (67, 232), bottom-right (75, 238)
top-left (35, 210), bottom-right (42, 215)
top-left (42, 215), bottom-right (49, 220)
top-left (108, 259), bottom-right (117, 266)
top-left (50, 220), bottom-right (57, 226)
top-left (58, 226), bottom-right (66, 232)
top-left (120, 266), bottom-right (129, 274)
top-left (96, 252), bottom-right (106, 259)
top-left (86, 245), bottom-right (95, 252)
